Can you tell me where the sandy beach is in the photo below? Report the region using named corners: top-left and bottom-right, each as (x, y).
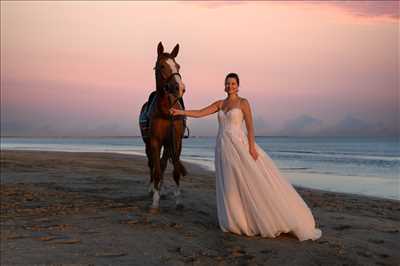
top-left (1, 150), bottom-right (399, 265)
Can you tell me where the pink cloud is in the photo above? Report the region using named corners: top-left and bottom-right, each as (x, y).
top-left (189, 1), bottom-right (399, 20)
top-left (305, 1), bottom-right (399, 20)
top-left (330, 1), bottom-right (399, 19)
top-left (182, 0), bottom-right (249, 9)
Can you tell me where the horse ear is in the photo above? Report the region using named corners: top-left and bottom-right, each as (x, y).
top-left (170, 44), bottom-right (179, 58)
top-left (157, 42), bottom-right (164, 56)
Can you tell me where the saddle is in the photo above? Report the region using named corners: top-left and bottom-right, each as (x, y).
top-left (139, 91), bottom-right (188, 139)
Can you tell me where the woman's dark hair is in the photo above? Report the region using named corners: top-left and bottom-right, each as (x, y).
top-left (225, 73), bottom-right (240, 86)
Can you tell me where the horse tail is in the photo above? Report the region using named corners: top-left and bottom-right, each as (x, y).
top-left (163, 146), bottom-right (187, 177)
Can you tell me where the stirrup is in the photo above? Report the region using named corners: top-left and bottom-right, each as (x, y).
top-left (183, 125), bottom-right (190, 139)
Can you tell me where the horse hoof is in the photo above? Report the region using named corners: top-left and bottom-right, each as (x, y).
top-left (149, 207), bottom-right (160, 214)
top-left (176, 203), bottom-right (184, 210)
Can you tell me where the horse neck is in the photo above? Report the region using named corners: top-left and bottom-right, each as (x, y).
top-left (155, 73), bottom-right (172, 115)
top-left (155, 90), bottom-right (170, 116)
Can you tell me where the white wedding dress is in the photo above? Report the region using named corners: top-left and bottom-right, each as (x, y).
top-left (215, 107), bottom-right (322, 241)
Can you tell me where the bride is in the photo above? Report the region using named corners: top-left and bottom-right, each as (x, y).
top-left (170, 73), bottom-right (322, 241)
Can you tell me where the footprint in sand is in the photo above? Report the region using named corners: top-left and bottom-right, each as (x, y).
top-left (35, 236), bottom-right (59, 241)
top-left (368, 239), bottom-right (385, 244)
top-left (197, 210), bottom-right (210, 217)
top-left (95, 252), bottom-right (127, 257)
top-left (376, 253), bottom-right (390, 259)
top-left (333, 224), bottom-right (352, 230)
top-left (356, 250), bottom-right (373, 258)
top-left (52, 239), bottom-right (81, 244)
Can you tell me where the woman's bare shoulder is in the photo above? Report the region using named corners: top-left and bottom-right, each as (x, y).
top-left (213, 99), bottom-right (224, 110)
top-left (239, 97), bottom-right (250, 107)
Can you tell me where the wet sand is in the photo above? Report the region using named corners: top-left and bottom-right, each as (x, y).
top-left (1, 150), bottom-right (399, 265)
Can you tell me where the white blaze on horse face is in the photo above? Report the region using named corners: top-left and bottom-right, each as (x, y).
top-left (165, 58), bottom-right (185, 98)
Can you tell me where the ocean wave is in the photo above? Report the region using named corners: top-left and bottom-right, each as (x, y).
top-left (272, 150), bottom-right (400, 162)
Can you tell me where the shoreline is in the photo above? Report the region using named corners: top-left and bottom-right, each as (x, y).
top-left (1, 150), bottom-right (399, 265)
top-left (2, 148), bottom-right (398, 202)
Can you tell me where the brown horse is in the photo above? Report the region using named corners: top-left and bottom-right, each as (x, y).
top-left (139, 42), bottom-right (187, 212)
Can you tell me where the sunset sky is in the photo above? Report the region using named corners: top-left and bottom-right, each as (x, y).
top-left (1, 1), bottom-right (398, 137)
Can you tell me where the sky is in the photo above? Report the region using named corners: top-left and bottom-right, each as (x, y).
top-left (1, 1), bottom-right (399, 137)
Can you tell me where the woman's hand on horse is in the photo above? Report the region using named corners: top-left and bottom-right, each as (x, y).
top-left (170, 108), bottom-right (184, 116)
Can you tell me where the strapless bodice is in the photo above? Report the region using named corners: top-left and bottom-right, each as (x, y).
top-left (217, 108), bottom-right (246, 139)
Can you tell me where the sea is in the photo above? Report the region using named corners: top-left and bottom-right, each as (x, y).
top-left (1, 136), bottom-right (399, 201)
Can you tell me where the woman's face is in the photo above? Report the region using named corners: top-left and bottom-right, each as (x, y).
top-left (225, 77), bottom-right (239, 95)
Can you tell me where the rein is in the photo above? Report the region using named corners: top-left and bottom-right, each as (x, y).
top-left (168, 95), bottom-right (179, 163)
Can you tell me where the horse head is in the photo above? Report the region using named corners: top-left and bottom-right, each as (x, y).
top-left (154, 42), bottom-right (185, 99)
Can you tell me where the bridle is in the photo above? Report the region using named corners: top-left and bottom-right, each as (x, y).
top-left (153, 61), bottom-right (182, 109)
top-left (164, 73), bottom-right (182, 102)
top-left (154, 63), bottom-right (182, 97)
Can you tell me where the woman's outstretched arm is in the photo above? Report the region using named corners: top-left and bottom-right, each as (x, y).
top-left (170, 100), bottom-right (222, 118)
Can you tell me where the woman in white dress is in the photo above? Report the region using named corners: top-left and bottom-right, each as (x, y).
top-left (170, 73), bottom-right (322, 241)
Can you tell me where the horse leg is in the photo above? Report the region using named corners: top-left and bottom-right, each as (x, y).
top-left (160, 146), bottom-right (168, 173)
top-left (145, 142), bottom-right (154, 195)
top-left (172, 165), bottom-right (183, 209)
top-left (176, 126), bottom-right (187, 177)
top-left (159, 147), bottom-right (169, 197)
top-left (172, 130), bottom-right (186, 210)
top-left (149, 139), bottom-right (162, 212)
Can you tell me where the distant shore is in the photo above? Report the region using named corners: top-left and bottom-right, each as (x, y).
top-left (2, 135), bottom-right (398, 139)
top-left (1, 150), bottom-right (399, 265)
